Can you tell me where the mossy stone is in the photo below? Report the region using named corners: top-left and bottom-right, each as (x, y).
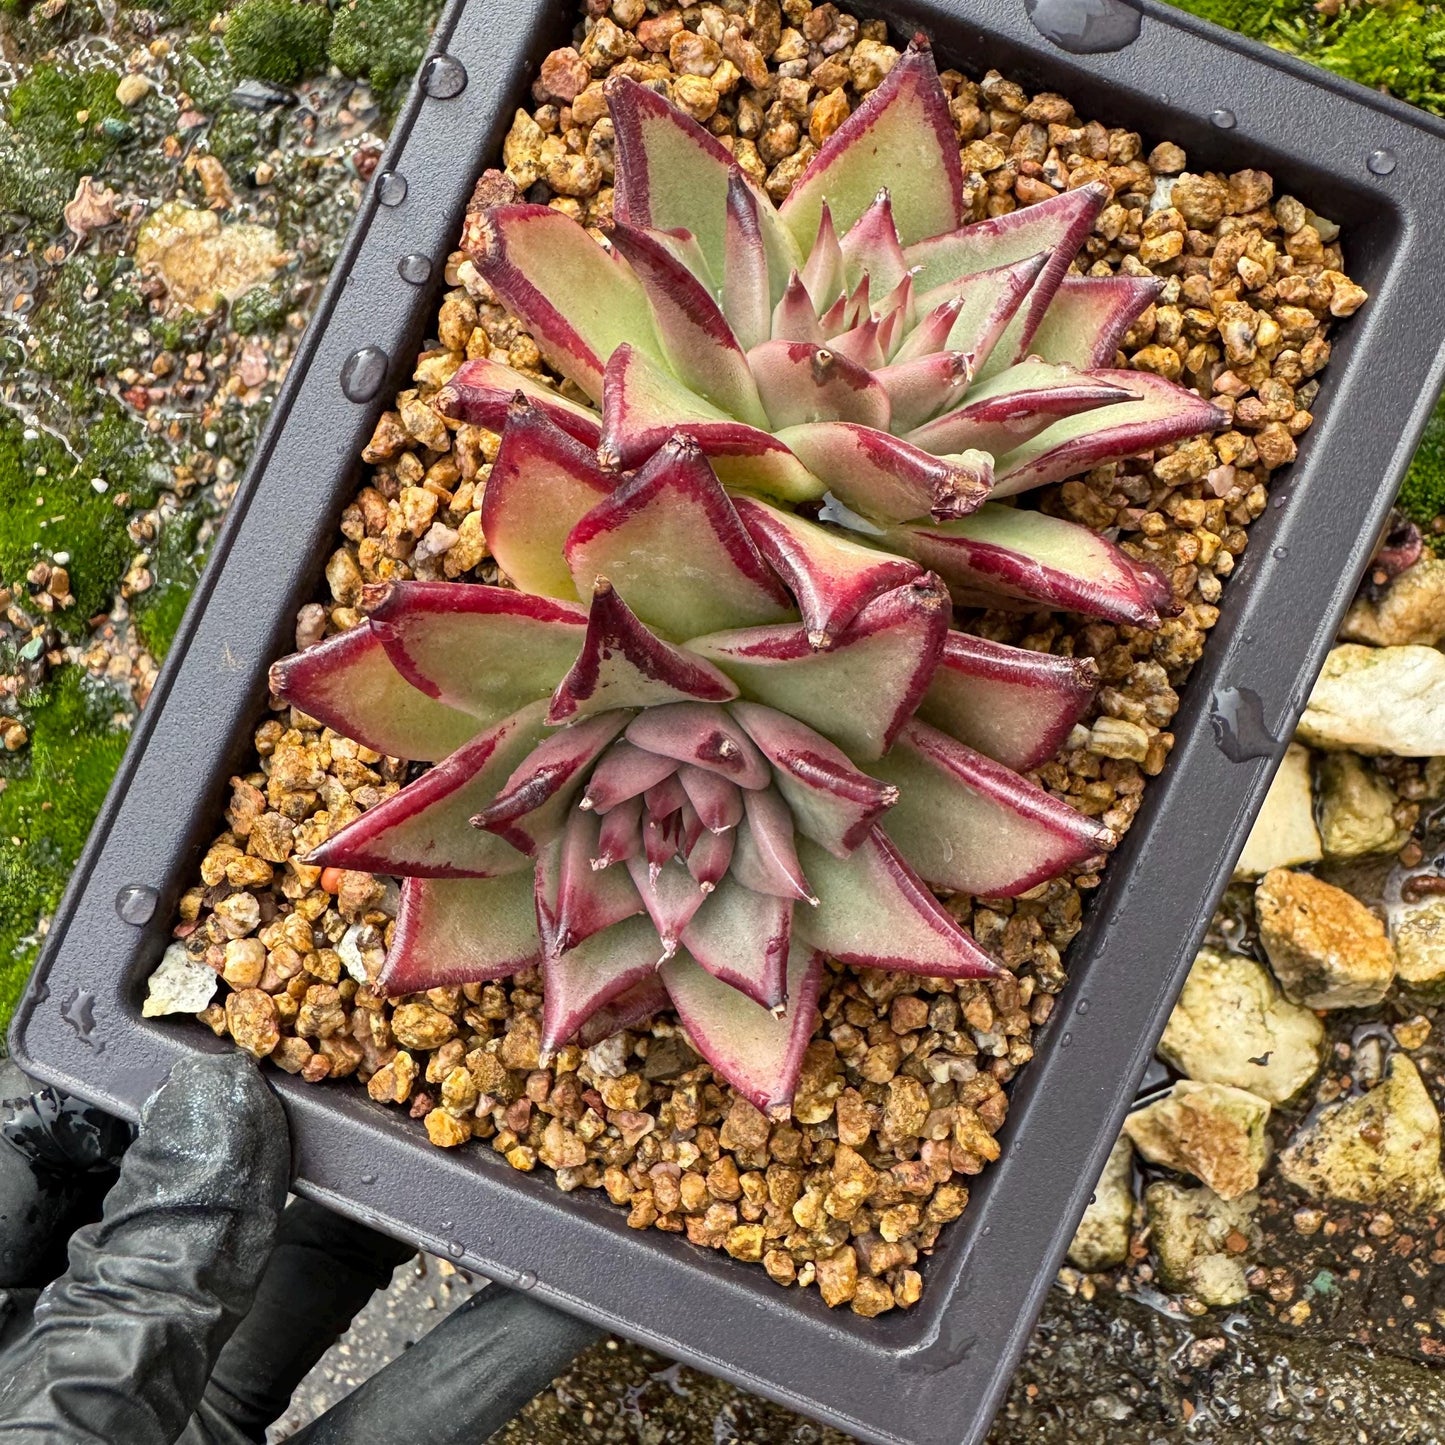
top-left (225, 0), bottom-right (333, 86)
top-left (328, 0), bottom-right (435, 108)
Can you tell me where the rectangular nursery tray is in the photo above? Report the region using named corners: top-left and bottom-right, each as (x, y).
top-left (14, 0), bottom-right (1445, 1440)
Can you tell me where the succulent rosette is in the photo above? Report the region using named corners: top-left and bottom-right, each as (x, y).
top-left (270, 39), bottom-right (1228, 1117)
top-left (439, 38), bottom-right (1226, 629)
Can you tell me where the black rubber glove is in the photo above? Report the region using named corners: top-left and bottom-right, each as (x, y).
top-left (0, 1053), bottom-right (601, 1444)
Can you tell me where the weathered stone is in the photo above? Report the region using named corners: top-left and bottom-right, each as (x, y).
top-left (1297, 645), bottom-right (1445, 756)
top-left (135, 199), bottom-right (283, 313)
top-left (1124, 1081), bottom-right (1270, 1200)
top-left (1067, 1135), bottom-right (1134, 1271)
top-left (1145, 1182), bottom-right (1258, 1306)
top-left (142, 942), bottom-right (219, 1017)
top-left (1393, 898), bottom-right (1445, 1001)
top-left (1341, 557), bottom-right (1445, 647)
top-left (1255, 867), bottom-right (1396, 1009)
top-left (1158, 948), bottom-right (1324, 1104)
top-left (1316, 753), bottom-right (1406, 858)
top-left (1233, 743), bottom-right (1322, 879)
top-left (1279, 1055), bottom-right (1445, 1214)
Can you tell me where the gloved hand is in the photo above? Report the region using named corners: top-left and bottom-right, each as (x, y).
top-left (0, 1052), bottom-right (601, 1444)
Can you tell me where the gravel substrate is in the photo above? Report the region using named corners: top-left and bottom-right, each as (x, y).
top-left (162, 0), bottom-right (1366, 1316)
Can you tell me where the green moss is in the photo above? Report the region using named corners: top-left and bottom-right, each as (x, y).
top-left (132, 504), bottom-right (208, 659)
top-left (230, 282), bottom-right (289, 336)
top-left (1308, 3), bottom-right (1445, 112)
top-left (0, 669), bottom-right (130, 1034)
top-left (8, 59), bottom-right (129, 176)
top-left (225, 0), bottom-right (333, 85)
top-left (1398, 397), bottom-right (1445, 546)
top-left (1164, 0), bottom-right (1284, 38)
top-left (328, 0), bottom-right (436, 107)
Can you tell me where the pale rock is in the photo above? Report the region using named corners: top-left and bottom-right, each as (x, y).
top-left (1392, 897), bottom-right (1445, 1001)
top-left (1297, 645), bottom-right (1445, 756)
top-left (142, 942), bottom-right (219, 1017)
top-left (135, 199), bottom-right (283, 313)
top-left (1341, 557), bottom-right (1445, 647)
top-left (1233, 743), bottom-right (1321, 879)
top-left (1316, 753), bottom-right (1407, 858)
top-left (1145, 1182), bottom-right (1258, 1306)
top-left (1255, 867), bottom-right (1396, 1009)
top-left (1124, 1081), bottom-right (1270, 1200)
top-left (1159, 948), bottom-right (1324, 1104)
top-left (1067, 1135), bottom-right (1134, 1271)
top-left (116, 72), bottom-right (152, 107)
top-left (1279, 1055), bottom-right (1445, 1213)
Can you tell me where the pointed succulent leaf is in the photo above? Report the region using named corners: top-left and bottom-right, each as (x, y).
top-left (888, 504), bottom-right (1175, 627)
top-left (918, 631), bottom-right (1099, 772)
top-left (872, 720), bottom-right (1115, 895)
top-left (914, 254), bottom-right (1048, 380)
top-left (689, 578), bottom-right (950, 760)
top-left (368, 582), bottom-right (587, 726)
top-left (643, 770), bottom-right (688, 820)
top-left (991, 371), bottom-right (1230, 497)
top-left (577, 971), bottom-right (670, 1047)
top-left (800, 205), bottom-right (844, 311)
top-left (595, 794), bottom-right (644, 866)
top-left (434, 356), bottom-right (603, 446)
top-left (566, 432), bottom-right (793, 637)
top-left (307, 702), bottom-right (551, 878)
top-left (730, 787), bottom-right (815, 903)
top-left (722, 169), bottom-right (773, 352)
top-left (597, 345), bottom-right (824, 501)
top-left (685, 823), bottom-right (736, 888)
top-left (548, 579), bottom-right (739, 724)
top-left (906, 183), bottom-right (1109, 378)
top-left (838, 189), bottom-right (907, 299)
top-left (377, 873), bottom-right (540, 994)
top-left (678, 764), bottom-right (745, 833)
top-left (892, 294), bottom-right (964, 365)
top-left (467, 204), bottom-right (662, 402)
top-left (608, 75), bottom-right (734, 288)
top-left (746, 341), bottom-right (892, 432)
top-left (582, 740), bottom-right (679, 812)
top-left (481, 402), bottom-right (614, 600)
top-left (825, 314), bottom-right (887, 371)
top-left (1027, 274), bottom-right (1162, 370)
top-left (552, 805), bottom-right (646, 953)
top-left (875, 273), bottom-right (916, 359)
top-left (625, 854), bottom-right (707, 953)
top-left (605, 220), bottom-right (768, 426)
top-left (474, 711), bottom-right (631, 854)
top-left (541, 913), bottom-right (667, 1053)
top-left (907, 358), bottom-right (1134, 457)
top-left (660, 943), bottom-right (824, 1118)
top-left (680, 874), bottom-right (791, 1008)
top-left (775, 422), bottom-right (992, 524)
top-left (730, 700), bottom-right (897, 856)
top-left (773, 272), bottom-right (826, 344)
top-left (780, 41), bottom-right (963, 248)
top-left (873, 350), bottom-right (973, 434)
top-left (625, 701), bottom-right (771, 787)
top-left (269, 624), bottom-right (480, 764)
top-left (793, 830), bottom-right (1000, 978)
top-left (733, 495), bottom-right (923, 647)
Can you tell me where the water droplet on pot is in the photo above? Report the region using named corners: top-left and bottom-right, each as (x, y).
top-left (1024, 0), bottom-right (1141, 53)
top-left (397, 253), bottom-right (432, 285)
top-left (359, 1172), bottom-right (376, 1186)
top-left (1060, 1031), bottom-right (1073, 1047)
top-left (60, 987), bottom-right (102, 1049)
top-left (1075, 999), bottom-right (1090, 1015)
top-left (115, 884), bottom-right (158, 924)
top-left (1208, 685), bottom-right (1279, 762)
top-left (341, 346), bottom-right (388, 402)
top-left (1273, 545), bottom-right (1289, 559)
top-left (1210, 108), bottom-right (1237, 130)
top-left (516, 1269), bottom-right (538, 1291)
top-left (449, 1239), bottom-right (467, 1260)
top-left (1272, 491), bottom-right (1289, 508)
top-left (376, 171), bottom-right (407, 207)
top-left (1367, 148), bottom-right (1398, 177)
top-left (438, 1219), bottom-right (454, 1232)
top-left (422, 54), bottom-right (468, 99)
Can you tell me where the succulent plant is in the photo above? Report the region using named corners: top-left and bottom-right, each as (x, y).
top-left (438, 38), bottom-right (1227, 629)
top-left (270, 39), bottom-right (1228, 1117)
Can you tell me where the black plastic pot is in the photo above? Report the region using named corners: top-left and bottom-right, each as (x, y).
top-left (13, 2), bottom-right (1445, 1441)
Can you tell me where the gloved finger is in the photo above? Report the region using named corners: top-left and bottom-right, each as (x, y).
top-left (178, 1197), bottom-right (414, 1445)
top-left (0, 1060), bottom-right (128, 1289)
top-left (0, 1051), bottom-right (289, 1445)
top-left (287, 1285), bottom-right (603, 1445)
